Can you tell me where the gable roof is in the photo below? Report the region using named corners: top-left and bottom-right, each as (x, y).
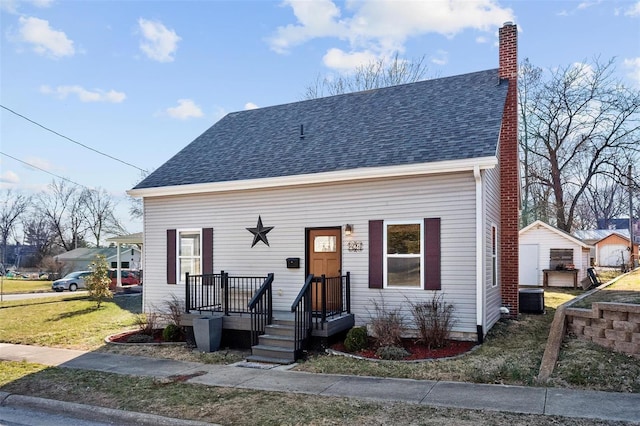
top-left (573, 229), bottom-right (631, 243)
top-left (520, 220), bottom-right (592, 249)
top-left (131, 69), bottom-right (508, 195)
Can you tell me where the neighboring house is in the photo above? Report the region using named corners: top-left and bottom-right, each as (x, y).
top-left (573, 229), bottom-right (638, 267)
top-left (519, 221), bottom-right (592, 288)
top-left (55, 247), bottom-right (142, 272)
top-left (594, 233), bottom-right (637, 267)
top-left (128, 23), bottom-right (520, 353)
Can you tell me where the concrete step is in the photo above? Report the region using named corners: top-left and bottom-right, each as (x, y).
top-left (259, 334), bottom-right (296, 349)
top-left (245, 354), bottom-right (296, 365)
top-left (272, 318), bottom-right (295, 327)
top-left (250, 344), bottom-right (295, 362)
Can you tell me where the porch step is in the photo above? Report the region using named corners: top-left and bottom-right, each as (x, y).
top-left (264, 323), bottom-right (295, 336)
top-left (259, 334), bottom-right (296, 349)
top-left (249, 344), bottom-right (296, 363)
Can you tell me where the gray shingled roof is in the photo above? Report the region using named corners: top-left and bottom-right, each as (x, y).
top-left (135, 69), bottom-right (508, 190)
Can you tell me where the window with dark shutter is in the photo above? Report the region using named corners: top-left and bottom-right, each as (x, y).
top-left (369, 220), bottom-right (383, 288)
top-left (203, 228), bottom-right (213, 274)
top-left (423, 218), bottom-right (441, 290)
top-left (167, 229), bottom-right (176, 284)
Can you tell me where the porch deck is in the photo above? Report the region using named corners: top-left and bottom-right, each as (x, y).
top-left (180, 310), bottom-right (354, 338)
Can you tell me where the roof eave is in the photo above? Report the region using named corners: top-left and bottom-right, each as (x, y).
top-left (128, 156), bottom-right (498, 198)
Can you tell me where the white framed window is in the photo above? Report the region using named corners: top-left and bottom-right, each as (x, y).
top-left (178, 230), bottom-right (201, 283)
top-left (383, 220), bottom-right (423, 288)
top-left (491, 224), bottom-right (498, 287)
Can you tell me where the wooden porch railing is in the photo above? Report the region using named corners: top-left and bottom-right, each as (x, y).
top-left (291, 274), bottom-right (314, 356)
top-left (248, 273), bottom-right (274, 346)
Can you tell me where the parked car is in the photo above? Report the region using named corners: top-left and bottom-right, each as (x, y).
top-left (52, 271), bottom-right (91, 292)
top-left (107, 270), bottom-right (141, 288)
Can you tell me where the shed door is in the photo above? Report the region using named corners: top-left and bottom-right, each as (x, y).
top-left (519, 244), bottom-right (539, 286)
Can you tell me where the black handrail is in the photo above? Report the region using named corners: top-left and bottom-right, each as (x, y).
top-left (185, 272), bottom-right (223, 313)
top-left (310, 272), bottom-right (351, 330)
top-left (248, 273), bottom-right (274, 346)
top-left (291, 274), bottom-right (314, 356)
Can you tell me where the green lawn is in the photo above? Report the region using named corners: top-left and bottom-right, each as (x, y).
top-left (0, 279), bottom-right (53, 294)
top-left (571, 269), bottom-right (640, 308)
top-left (0, 294), bottom-right (141, 350)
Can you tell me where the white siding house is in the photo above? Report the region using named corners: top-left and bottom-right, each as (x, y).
top-left (519, 221), bottom-right (592, 287)
top-left (129, 23), bottom-right (520, 349)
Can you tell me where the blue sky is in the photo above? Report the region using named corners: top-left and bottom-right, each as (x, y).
top-left (1, 0), bottom-right (639, 235)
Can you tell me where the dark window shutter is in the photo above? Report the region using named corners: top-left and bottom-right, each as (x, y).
top-left (369, 220), bottom-right (383, 289)
top-left (203, 228), bottom-right (213, 274)
top-left (424, 218), bottom-right (441, 290)
top-left (167, 229), bottom-right (176, 284)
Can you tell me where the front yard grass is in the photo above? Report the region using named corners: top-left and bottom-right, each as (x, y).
top-left (0, 294), bottom-right (141, 350)
top-left (0, 279), bottom-right (53, 294)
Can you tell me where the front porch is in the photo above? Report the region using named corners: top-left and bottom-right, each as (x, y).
top-left (181, 272), bottom-right (355, 363)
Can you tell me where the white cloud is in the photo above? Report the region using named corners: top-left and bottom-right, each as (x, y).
top-left (138, 18), bottom-right (181, 62)
top-left (322, 48), bottom-right (378, 71)
top-left (244, 102), bottom-right (259, 110)
top-left (17, 16), bottom-right (74, 58)
top-left (1, 0), bottom-right (53, 13)
top-left (475, 36), bottom-right (488, 44)
top-left (40, 85), bottom-right (126, 103)
top-left (0, 170), bottom-right (20, 184)
top-left (166, 99), bottom-right (204, 120)
top-left (623, 57), bottom-right (640, 87)
top-left (430, 49), bottom-right (449, 66)
top-left (24, 156), bottom-right (54, 172)
top-left (625, 1), bottom-right (640, 16)
top-left (269, 0), bottom-right (514, 71)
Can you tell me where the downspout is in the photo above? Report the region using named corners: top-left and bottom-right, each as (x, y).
top-left (474, 165), bottom-right (485, 344)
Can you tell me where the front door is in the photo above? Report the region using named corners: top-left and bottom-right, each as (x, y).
top-left (307, 228), bottom-right (342, 311)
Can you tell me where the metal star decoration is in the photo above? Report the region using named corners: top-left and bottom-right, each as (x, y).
top-left (246, 215), bottom-right (274, 247)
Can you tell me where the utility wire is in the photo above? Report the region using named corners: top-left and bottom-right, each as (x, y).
top-left (1, 104), bottom-right (148, 173)
top-left (0, 151), bottom-right (89, 189)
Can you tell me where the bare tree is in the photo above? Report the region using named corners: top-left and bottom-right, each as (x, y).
top-left (519, 57), bottom-right (640, 232)
top-left (82, 188), bottom-right (127, 246)
top-left (37, 179), bottom-right (88, 251)
top-left (0, 189), bottom-right (31, 266)
top-left (23, 210), bottom-right (59, 262)
top-left (303, 53), bottom-right (430, 99)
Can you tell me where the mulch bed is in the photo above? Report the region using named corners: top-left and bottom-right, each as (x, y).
top-left (107, 329), bottom-right (184, 344)
top-left (330, 338), bottom-right (475, 360)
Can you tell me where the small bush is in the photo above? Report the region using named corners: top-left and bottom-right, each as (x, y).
top-left (376, 345), bottom-right (409, 360)
top-left (85, 254), bottom-right (113, 309)
top-left (409, 293), bottom-right (455, 349)
top-left (126, 334), bottom-right (154, 343)
top-left (134, 312), bottom-right (158, 336)
top-left (344, 326), bottom-right (368, 352)
top-left (162, 324), bottom-right (183, 342)
top-left (368, 299), bottom-right (404, 348)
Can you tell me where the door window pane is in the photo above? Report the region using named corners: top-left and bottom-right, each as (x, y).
top-left (314, 236), bottom-right (336, 252)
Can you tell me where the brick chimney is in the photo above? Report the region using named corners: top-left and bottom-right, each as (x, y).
top-left (498, 22), bottom-right (519, 317)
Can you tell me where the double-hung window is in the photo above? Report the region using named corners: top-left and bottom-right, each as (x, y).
top-left (178, 230), bottom-right (201, 283)
top-left (384, 221), bottom-right (423, 288)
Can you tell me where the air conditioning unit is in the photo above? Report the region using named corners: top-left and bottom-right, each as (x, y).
top-left (519, 288), bottom-right (544, 314)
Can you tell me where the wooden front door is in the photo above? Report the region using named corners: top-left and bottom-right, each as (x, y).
top-left (308, 228), bottom-right (342, 311)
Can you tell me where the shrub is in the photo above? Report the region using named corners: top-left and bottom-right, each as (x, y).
top-left (85, 254), bottom-right (113, 309)
top-left (134, 312), bottom-right (158, 336)
top-left (409, 293), bottom-right (455, 349)
top-left (376, 345), bottom-right (409, 360)
top-left (165, 294), bottom-right (184, 326)
top-left (162, 324), bottom-right (183, 342)
top-left (367, 298), bottom-right (405, 348)
top-left (344, 326), bottom-right (368, 352)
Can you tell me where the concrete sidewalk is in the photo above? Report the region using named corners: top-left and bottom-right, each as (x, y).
top-left (1, 343), bottom-right (639, 424)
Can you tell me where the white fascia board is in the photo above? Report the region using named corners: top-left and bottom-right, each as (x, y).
top-left (127, 156), bottom-right (498, 198)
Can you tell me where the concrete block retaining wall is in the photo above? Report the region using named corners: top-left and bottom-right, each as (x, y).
top-left (566, 303), bottom-right (640, 357)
